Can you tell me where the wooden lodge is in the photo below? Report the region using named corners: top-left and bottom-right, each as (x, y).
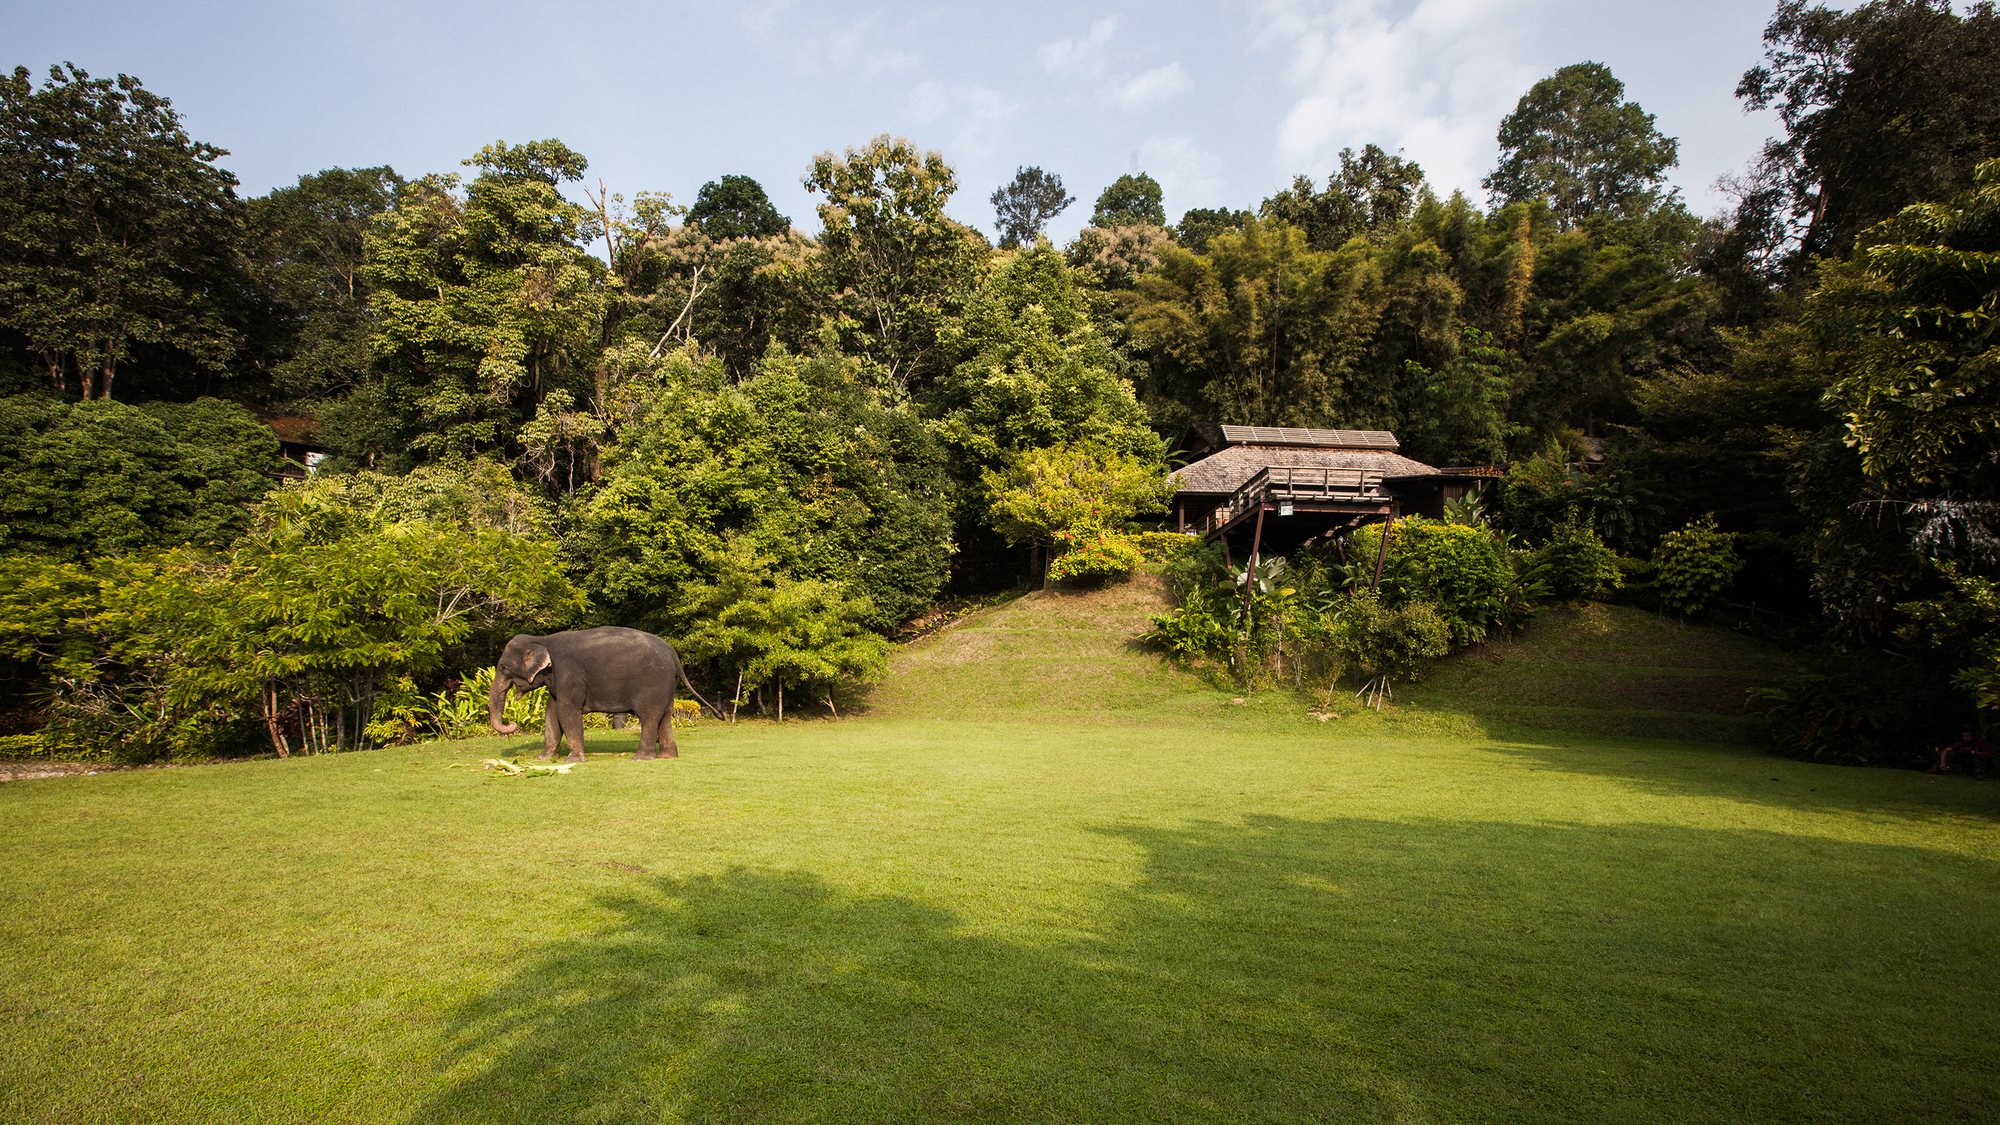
top-left (1168, 423), bottom-right (1494, 564)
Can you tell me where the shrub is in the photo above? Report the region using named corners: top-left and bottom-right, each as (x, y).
top-left (1534, 512), bottom-right (1622, 601)
top-left (1346, 518), bottom-right (1512, 645)
top-left (1749, 650), bottom-right (1954, 768)
top-left (1653, 514), bottom-right (1741, 616)
top-left (1048, 532), bottom-right (1143, 585)
top-left (1321, 590), bottom-right (1452, 708)
top-left (1132, 530), bottom-right (1200, 563)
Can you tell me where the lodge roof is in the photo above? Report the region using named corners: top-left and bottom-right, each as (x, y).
top-left (1218, 425), bottom-right (1400, 450)
top-left (1169, 444), bottom-right (1439, 496)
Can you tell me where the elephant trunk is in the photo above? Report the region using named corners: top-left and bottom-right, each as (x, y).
top-left (489, 673), bottom-right (519, 735)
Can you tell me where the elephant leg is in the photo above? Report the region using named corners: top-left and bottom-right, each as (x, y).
top-left (641, 706), bottom-right (677, 760)
top-left (611, 713), bottom-right (627, 730)
top-left (538, 709), bottom-right (563, 760)
top-left (558, 704), bottom-right (587, 763)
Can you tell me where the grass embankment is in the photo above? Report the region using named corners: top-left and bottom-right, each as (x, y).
top-left (2, 576), bottom-right (1996, 1123)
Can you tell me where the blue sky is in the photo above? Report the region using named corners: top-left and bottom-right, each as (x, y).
top-left (6, 1), bottom-right (1781, 243)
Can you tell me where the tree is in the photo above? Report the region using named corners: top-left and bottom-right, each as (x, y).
top-left (1174, 208), bottom-right (1250, 254)
top-left (1737, 0), bottom-right (2000, 272)
top-left (982, 443), bottom-right (1174, 569)
top-left (686, 175), bottom-right (789, 240)
top-left (935, 242), bottom-right (1164, 483)
top-left (0, 394), bottom-right (278, 559)
top-left (1092, 172), bottom-right (1165, 228)
top-left (0, 64), bottom-right (244, 400)
top-left (1128, 219), bottom-right (1384, 431)
top-left (577, 348), bottom-right (954, 636)
top-left (1261, 145), bottom-right (1426, 250)
top-left (364, 139), bottom-right (607, 464)
top-left (1484, 63), bottom-right (1680, 232)
top-left (242, 166), bottom-right (403, 404)
top-left (803, 135), bottom-right (987, 387)
top-left (990, 166), bottom-right (1074, 249)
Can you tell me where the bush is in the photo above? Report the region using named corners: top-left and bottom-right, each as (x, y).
top-left (1048, 533), bottom-right (1143, 585)
top-left (1534, 513), bottom-right (1622, 601)
top-left (1346, 518), bottom-right (1513, 645)
top-left (1653, 514), bottom-right (1741, 616)
top-left (1132, 530), bottom-right (1200, 563)
top-left (1749, 650), bottom-right (1956, 767)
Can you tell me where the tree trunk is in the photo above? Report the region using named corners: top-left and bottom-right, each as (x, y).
top-left (777, 679), bottom-right (784, 723)
top-left (262, 682), bottom-right (291, 758)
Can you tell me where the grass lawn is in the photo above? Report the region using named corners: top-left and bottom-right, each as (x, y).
top-left (3, 580), bottom-right (1997, 1123)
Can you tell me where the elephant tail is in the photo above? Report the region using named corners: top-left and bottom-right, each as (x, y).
top-left (677, 667), bottom-right (728, 721)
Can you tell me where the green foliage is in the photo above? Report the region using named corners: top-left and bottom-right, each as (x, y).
top-left (0, 63), bottom-right (244, 399)
top-left (363, 139), bottom-right (606, 464)
top-left (1897, 568), bottom-right (2000, 711)
top-left (936, 242), bottom-right (1164, 485)
top-left (579, 348), bottom-right (951, 635)
top-left (1046, 532), bottom-right (1142, 586)
top-left (1091, 172), bottom-right (1164, 228)
top-left (1533, 512), bottom-right (1622, 601)
top-left (686, 175), bottom-right (789, 240)
top-left (1400, 327), bottom-right (1511, 466)
top-left (1349, 518), bottom-right (1515, 646)
top-left (1814, 159), bottom-right (2000, 494)
top-left (982, 443), bottom-right (1173, 555)
top-left (990, 166), bottom-right (1073, 250)
top-left (241, 166), bottom-right (402, 403)
top-left (1653, 514), bottom-right (1742, 616)
top-left (0, 395), bottom-right (278, 559)
top-left (1173, 208), bottom-right (1249, 254)
top-left (1739, 0), bottom-right (2000, 271)
top-left (803, 134), bottom-right (986, 388)
top-left (1484, 62), bottom-right (1680, 233)
top-left (1750, 649), bottom-right (1951, 767)
top-left (1259, 145), bottom-right (1426, 250)
top-left (1499, 444), bottom-right (1656, 551)
top-left (1320, 589), bottom-right (1452, 704)
top-left (1130, 219), bottom-right (1382, 432)
top-left (675, 557), bottom-right (890, 718)
top-left (1132, 530), bottom-right (1199, 563)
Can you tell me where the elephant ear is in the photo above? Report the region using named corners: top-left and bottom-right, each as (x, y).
top-left (524, 644), bottom-right (553, 681)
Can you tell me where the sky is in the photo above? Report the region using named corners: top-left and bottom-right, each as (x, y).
top-left (5, 0), bottom-right (1784, 244)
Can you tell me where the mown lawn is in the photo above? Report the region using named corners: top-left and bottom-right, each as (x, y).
top-left (3, 705), bottom-right (1998, 1124)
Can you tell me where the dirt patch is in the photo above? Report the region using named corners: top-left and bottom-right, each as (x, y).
top-left (0, 759), bottom-right (147, 782)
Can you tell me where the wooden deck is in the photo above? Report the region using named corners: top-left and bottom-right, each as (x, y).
top-left (1196, 467), bottom-right (1392, 540)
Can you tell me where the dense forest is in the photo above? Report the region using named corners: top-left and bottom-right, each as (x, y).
top-left (0, 0), bottom-right (1995, 765)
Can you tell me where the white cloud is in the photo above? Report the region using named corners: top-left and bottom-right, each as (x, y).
top-left (903, 82), bottom-right (1017, 161)
top-left (1138, 134), bottom-right (1227, 211)
top-left (1038, 17), bottom-right (1119, 76)
top-left (1114, 63), bottom-right (1193, 110)
top-left (1251, 0), bottom-right (1543, 200)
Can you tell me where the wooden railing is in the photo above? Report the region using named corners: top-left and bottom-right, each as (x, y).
top-left (1203, 467), bottom-right (1386, 532)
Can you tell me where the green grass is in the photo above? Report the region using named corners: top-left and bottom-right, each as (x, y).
top-left (3, 579), bottom-right (1997, 1123)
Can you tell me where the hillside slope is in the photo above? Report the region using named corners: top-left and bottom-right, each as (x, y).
top-left (866, 571), bottom-right (1208, 723)
top-left (1404, 602), bottom-right (1788, 744)
top-left (871, 573), bottom-right (1789, 745)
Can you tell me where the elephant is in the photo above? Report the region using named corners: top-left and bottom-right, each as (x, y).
top-left (488, 626), bottom-right (718, 762)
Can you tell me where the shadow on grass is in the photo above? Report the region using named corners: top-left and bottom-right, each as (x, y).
top-left (409, 818), bottom-right (2000, 1125)
top-left (1481, 737), bottom-right (2000, 824)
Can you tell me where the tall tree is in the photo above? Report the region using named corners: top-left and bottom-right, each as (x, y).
top-left (686, 175), bottom-right (789, 240)
top-left (990, 166), bottom-right (1074, 249)
top-left (1484, 62), bottom-right (1679, 233)
top-left (363, 140), bottom-right (606, 464)
top-left (803, 134), bottom-right (986, 388)
top-left (242, 166), bottom-right (403, 404)
top-left (1261, 144), bottom-right (1426, 250)
top-left (1737, 0), bottom-right (2000, 272)
top-left (1092, 172), bottom-right (1165, 228)
top-left (0, 64), bottom-right (243, 400)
